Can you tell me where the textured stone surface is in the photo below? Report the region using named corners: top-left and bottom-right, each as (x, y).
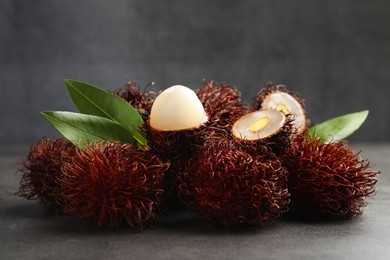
top-left (1, 144), bottom-right (389, 259)
top-left (1, 0), bottom-right (390, 144)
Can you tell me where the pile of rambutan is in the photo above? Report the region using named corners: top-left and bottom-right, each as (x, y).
top-left (17, 79), bottom-right (380, 230)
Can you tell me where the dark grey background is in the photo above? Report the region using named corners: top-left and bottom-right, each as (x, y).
top-left (1, 0), bottom-right (390, 145)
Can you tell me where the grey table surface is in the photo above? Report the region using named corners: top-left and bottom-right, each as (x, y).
top-left (0, 144), bottom-right (389, 260)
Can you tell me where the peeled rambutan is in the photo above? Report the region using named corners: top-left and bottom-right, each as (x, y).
top-left (17, 138), bottom-right (77, 211)
top-left (147, 85), bottom-right (210, 210)
top-left (284, 135), bottom-right (379, 218)
top-left (112, 80), bottom-right (159, 120)
top-left (178, 137), bottom-right (290, 227)
top-left (147, 84), bottom-right (208, 159)
top-left (196, 80), bottom-right (253, 128)
top-left (252, 81), bottom-right (308, 133)
top-left (60, 142), bottom-right (169, 229)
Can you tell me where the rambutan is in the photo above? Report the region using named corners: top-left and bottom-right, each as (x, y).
top-left (147, 85), bottom-right (209, 210)
top-left (60, 142), bottom-right (169, 229)
top-left (196, 80), bottom-right (253, 128)
top-left (252, 81), bottom-right (308, 133)
top-left (112, 80), bottom-right (159, 120)
top-left (147, 84), bottom-right (208, 159)
top-left (178, 137), bottom-right (290, 227)
top-left (284, 135), bottom-right (379, 218)
top-left (17, 138), bottom-right (77, 211)
top-left (232, 110), bottom-right (296, 156)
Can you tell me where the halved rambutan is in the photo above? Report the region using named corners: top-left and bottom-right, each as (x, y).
top-left (178, 137), bottom-right (290, 227)
top-left (252, 81), bottom-right (307, 133)
top-left (196, 80), bottom-right (253, 128)
top-left (60, 142), bottom-right (169, 229)
top-left (284, 135), bottom-right (379, 218)
top-left (232, 110), bottom-right (296, 156)
top-left (17, 138), bottom-right (77, 211)
top-left (112, 80), bottom-right (159, 120)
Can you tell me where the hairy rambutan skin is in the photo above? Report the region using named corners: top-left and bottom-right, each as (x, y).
top-left (60, 142), bottom-right (169, 229)
top-left (179, 137), bottom-right (290, 227)
top-left (17, 138), bottom-right (77, 211)
top-left (284, 135), bottom-right (379, 218)
top-left (262, 115), bottom-right (297, 156)
top-left (196, 81), bottom-right (253, 128)
top-left (112, 81), bottom-right (159, 120)
top-left (146, 123), bottom-right (211, 210)
top-left (147, 124), bottom-right (208, 161)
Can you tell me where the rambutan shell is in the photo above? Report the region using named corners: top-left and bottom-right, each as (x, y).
top-left (284, 135), bottom-right (379, 218)
top-left (17, 138), bottom-right (77, 211)
top-left (146, 122), bottom-right (210, 210)
top-left (178, 137), bottom-right (290, 227)
top-left (60, 142), bottom-right (169, 229)
top-left (146, 121), bottom-right (208, 161)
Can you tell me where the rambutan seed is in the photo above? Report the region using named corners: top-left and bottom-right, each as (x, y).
top-left (179, 137), bottom-right (290, 227)
top-left (60, 142), bottom-right (169, 229)
top-left (284, 135), bottom-right (379, 218)
top-left (17, 138), bottom-right (77, 211)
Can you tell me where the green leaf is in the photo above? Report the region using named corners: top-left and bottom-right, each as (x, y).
top-left (64, 79), bottom-right (146, 145)
top-left (41, 111), bottom-right (136, 148)
top-left (308, 110), bottom-right (369, 142)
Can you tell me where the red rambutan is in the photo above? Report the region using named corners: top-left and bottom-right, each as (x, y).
top-left (60, 142), bottom-right (169, 229)
top-left (178, 137), bottom-right (290, 227)
top-left (146, 85), bottom-right (210, 210)
top-left (17, 138), bottom-right (77, 211)
top-left (112, 80), bottom-right (159, 120)
top-left (147, 126), bottom-right (208, 161)
top-left (147, 84), bottom-right (208, 160)
top-left (284, 135), bottom-right (379, 218)
top-left (196, 80), bottom-right (253, 128)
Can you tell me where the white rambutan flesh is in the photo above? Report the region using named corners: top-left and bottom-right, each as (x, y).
top-left (150, 85), bottom-right (208, 131)
top-left (232, 110), bottom-right (286, 141)
top-left (262, 92), bottom-right (306, 133)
